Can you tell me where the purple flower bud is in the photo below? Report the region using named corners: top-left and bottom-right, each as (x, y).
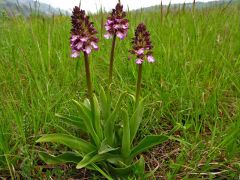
top-left (70, 6), bottom-right (99, 58)
top-left (104, 32), bottom-right (113, 39)
top-left (136, 58), bottom-right (143, 64)
top-left (116, 31), bottom-right (125, 40)
top-left (147, 55), bottom-right (155, 63)
top-left (91, 42), bottom-right (99, 50)
top-left (71, 50), bottom-right (80, 58)
top-left (136, 48), bottom-right (145, 55)
top-left (104, 3), bottom-right (129, 40)
top-left (130, 23), bottom-right (155, 64)
top-left (85, 46), bottom-right (92, 54)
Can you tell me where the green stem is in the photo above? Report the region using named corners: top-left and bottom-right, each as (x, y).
top-left (109, 34), bottom-right (117, 85)
top-left (84, 52), bottom-right (94, 108)
top-left (136, 64), bottom-right (143, 105)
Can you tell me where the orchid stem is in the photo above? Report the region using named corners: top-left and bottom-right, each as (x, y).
top-left (109, 34), bottom-right (117, 86)
top-left (84, 52), bottom-right (94, 108)
top-left (136, 64), bottom-right (143, 105)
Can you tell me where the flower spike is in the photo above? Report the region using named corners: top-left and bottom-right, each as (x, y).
top-left (104, 3), bottom-right (129, 40)
top-left (70, 6), bottom-right (99, 58)
top-left (130, 23), bottom-right (155, 64)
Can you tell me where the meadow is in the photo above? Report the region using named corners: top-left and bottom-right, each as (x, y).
top-left (0, 3), bottom-right (240, 179)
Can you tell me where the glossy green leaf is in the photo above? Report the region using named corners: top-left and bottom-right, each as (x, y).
top-left (98, 139), bottom-right (119, 155)
top-left (121, 109), bottom-right (131, 159)
top-left (93, 95), bottom-right (103, 140)
top-left (73, 100), bottom-right (100, 147)
top-left (99, 86), bottom-right (110, 121)
top-left (131, 135), bottom-right (168, 158)
top-left (76, 151), bottom-right (106, 169)
top-left (36, 134), bottom-right (95, 154)
top-left (104, 92), bottom-right (126, 146)
top-left (130, 99), bottom-right (144, 143)
top-left (55, 113), bottom-right (86, 132)
top-left (39, 151), bottom-right (82, 165)
top-left (108, 163), bottom-right (133, 176)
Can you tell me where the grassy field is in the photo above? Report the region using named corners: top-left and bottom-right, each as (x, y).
top-left (0, 3), bottom-right (240, 179)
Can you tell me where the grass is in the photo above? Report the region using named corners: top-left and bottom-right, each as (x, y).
top-left (0, 3), bottom-right (240, 179)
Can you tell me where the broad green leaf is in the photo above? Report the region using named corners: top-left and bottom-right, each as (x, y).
top-left (121, 109), bottom-right (131, 159)
top-left (130, 99), bottom-right (144, 143)
top-left (93, 95), bottom-right (103, 140)
top-left (131, 135), bottom-right (168, 158)
top-left (99, 86), bottom-right (110, 120)
top-left (73, 100), bottom-right (100, 147)
top-left (98, 139), bottom-right (119, 155)
top-left (108, 163), bottom-right (133, 176)
top-left (77, 151), bottom-right (122, 170)
top-left (104, 110), bottom-right (118, 146)
top-left (36, 134), bottom-right (95, 154)
top-left (55, 113), bottom-right (86, 132)
top-left (72, 100), bottom-right (92, 122)
top-left (39, 151), bottom-right (82, 165)
top-left (76, 151), bottom-right (106, 169)
top-left (104, 92), bottom-right (126, 146)
top-left (76, 151), bottom-right (96, 169)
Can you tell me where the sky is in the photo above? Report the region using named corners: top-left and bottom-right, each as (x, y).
top-left (38, 0), bottom-right (220, 12)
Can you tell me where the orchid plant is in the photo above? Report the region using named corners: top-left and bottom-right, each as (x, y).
top-left (36, 3), bottom-right (168, 179)
top-left (130, 23), bottom-right (155, 105)
top-left (104, 3), bottom-right (129, 84)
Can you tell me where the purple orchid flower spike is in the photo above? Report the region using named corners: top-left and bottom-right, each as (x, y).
top-left (70, 6), bottom-right (99, 109)
top-left (130, 23), bottom-right (155, 104)
top-left (104, 3), bottom-right (129, 40)
top-left (130, 23), bottom-right (155, 64)
top-left (105, 3), bottom-right (129, 85)
top-left (70, 6), bottom-right (99, 58)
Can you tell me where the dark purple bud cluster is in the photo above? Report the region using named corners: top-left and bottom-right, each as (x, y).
top-left (70, 6), bottom-right (99, 58)
top-left (104, 3), bottom-right (129, 40)
top-left (130, 23), bottom-right (155, 64)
